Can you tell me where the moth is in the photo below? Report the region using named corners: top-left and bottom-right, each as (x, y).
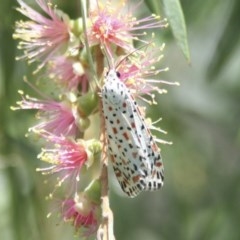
top-left (101, 69), bottom-right (164, 197)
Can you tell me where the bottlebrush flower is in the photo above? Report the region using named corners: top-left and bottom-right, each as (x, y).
top-left (13, 0), bottom-right (70, 71)
top-left (13, 91), bottom-right (79, 136)
top-left (48, 56), bottom-right (89, 92)
top-left (12, 0), bottom-right (174, 239)
top-left (87, 0), bottom-right (167, 58)
top-left (114, 44), bottom-right (179, 103)
top-left (37, 133), bottom-right (90, 190)
top-left (62, 193), bottom-right (99, 236)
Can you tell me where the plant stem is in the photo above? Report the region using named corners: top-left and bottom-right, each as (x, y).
top-left (97, 162), bottom-right (115, 240)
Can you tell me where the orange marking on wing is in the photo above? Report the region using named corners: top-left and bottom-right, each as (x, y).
top-left (113, 127), bottom-right (118, 134)
top-left (131, 122), bottom-right (136, 128)
top-left (123, 102), bottom-right (127, 108)
top-left (108, 106), bottom-right (113, 111)
top-left (152, 142), bottom-right (159, 152)
top-left (123, 132), bottom-right (129, 140)
top-left (155, 161), bottom-right (162, 167)
top-left (132, 175), bottom-right (140, 183)
top-left (115, 168), bottom-right (122, 177)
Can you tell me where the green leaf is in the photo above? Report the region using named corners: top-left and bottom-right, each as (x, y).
top-left (163, 0), bottom-right (190, 62)
top-left (144, 0), bottom-right (163, 15)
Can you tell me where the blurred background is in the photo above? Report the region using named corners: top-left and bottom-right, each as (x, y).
top-left (1, 0), bottom-right (240, 239)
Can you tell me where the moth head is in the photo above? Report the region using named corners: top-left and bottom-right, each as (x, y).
top-left (106, 69), bottom-right (121, 79)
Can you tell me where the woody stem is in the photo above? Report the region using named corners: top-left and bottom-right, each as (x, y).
top-left (97, 161), bottom-right (115, 240)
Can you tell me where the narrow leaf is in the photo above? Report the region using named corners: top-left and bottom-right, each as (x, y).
top-left (144, 0), bottom-right (163, 15)
top-left (163, 0), bottom-right (190, 62)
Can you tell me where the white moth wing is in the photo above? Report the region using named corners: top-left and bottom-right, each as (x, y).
top-left (101, 70), bottom-right (164, 197)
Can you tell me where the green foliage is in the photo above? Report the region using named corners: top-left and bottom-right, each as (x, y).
top-left (145, 0), bottom-right (190, 62)
top-left (207, 0), bottom-right (240, 80)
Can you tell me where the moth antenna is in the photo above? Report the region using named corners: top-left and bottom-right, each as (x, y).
top-left (115, 41), bottom-right (152, 70)
top-left (101, 45), bottom-right (113, 70)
